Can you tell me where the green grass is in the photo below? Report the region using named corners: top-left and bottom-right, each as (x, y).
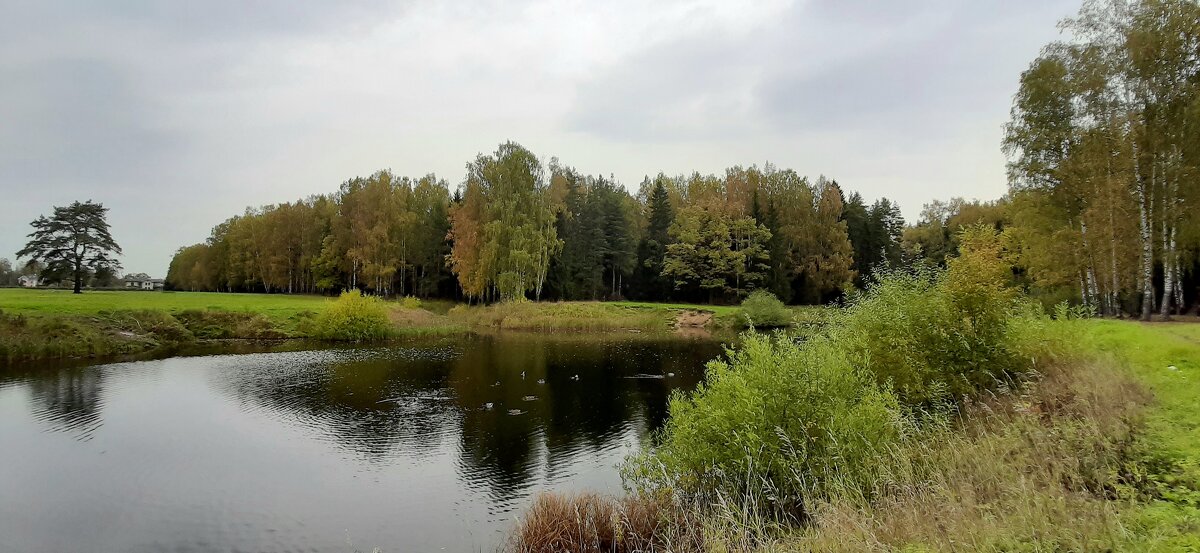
top-left (0, 288), bottom-right (332, 327)
top-left (1082, 321), bottom-right (1200, 550)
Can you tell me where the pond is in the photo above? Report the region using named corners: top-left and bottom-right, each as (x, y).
top-left (0, 333), bottom-right (724, 553)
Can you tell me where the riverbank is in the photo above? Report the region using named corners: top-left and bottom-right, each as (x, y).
top-left (0, 289), bottom-right (823, 361)
top-left (504, 320), bottom-right (1200, 552)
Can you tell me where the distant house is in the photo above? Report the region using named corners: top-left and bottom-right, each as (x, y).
top-left (124, 277), bottom-right (165, 291)
top-left (17, 275), bottom-right (40, 288)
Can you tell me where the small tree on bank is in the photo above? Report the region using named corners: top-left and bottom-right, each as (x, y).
top-left (18, 200), bottom-right (122, 294)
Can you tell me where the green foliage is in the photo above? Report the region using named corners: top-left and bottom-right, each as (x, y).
top-left (399, 295), bottom-right (422, 310)
top-left (628, 333), bottom-right (900, 515)
top-left (842, 193), bottom-right (904, 287)
top-left (449, 142), bottom-right (562, 301)
top-left (632, 230), bottom-right (1055, 521)
top-left (312, 290), bottom-right (393, 341)
top-left (738, 291), bottom-right (792, 328)
top-left (835, 226), bottom-right (1026, 406)
top-left (663, 205), bottom-right (771, 302)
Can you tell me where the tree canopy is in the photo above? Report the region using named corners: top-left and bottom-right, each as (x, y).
top-left (17, 200), bottom-right (122, 294)
top-left (168, 142), bottom-right (901, 305)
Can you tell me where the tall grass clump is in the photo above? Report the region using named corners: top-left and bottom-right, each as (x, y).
top-left (506, 491), bottom-right (702, 553)
top-left (738, 290), bottom-right (792, 328)
top-left (312, 290), bottom-right (393, 341)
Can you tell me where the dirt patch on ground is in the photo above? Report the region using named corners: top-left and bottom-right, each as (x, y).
top-left (674, 310), bottom-right (712, 328)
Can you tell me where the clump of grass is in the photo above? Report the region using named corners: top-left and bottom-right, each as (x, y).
top-left (505, 492), bottom-right (702, 553)
top-left (591, 226), bottom-right (1159, 550)
top-left (737, 290), bottom-right (792, 328)
top-left (311, 290), bottom-right (393, 341)
top-left (399, 295), bottom-right (422, 310)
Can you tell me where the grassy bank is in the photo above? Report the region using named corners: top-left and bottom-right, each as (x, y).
top-left (0, 289), bottom-right (332, 330)
top-left (0, 288), bottom-right (467, 361)
top-left (507, 324), bottom-right (1200, 553)
top-left (447, 300), bottom-right (827, 332)
top-left (1, 289), bottom-right (818, 361)
top-left (503, 232), bottom-right (1200, 552)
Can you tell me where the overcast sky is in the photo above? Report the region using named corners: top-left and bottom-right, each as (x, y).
top-left (1, 0), bottom-right (1077, 276)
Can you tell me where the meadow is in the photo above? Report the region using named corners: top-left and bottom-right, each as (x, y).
top-left (0, 288), bottom-right (333, 325)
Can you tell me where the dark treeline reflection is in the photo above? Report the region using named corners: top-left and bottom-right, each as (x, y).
top-left (206, 334), bottom-right (722, 501)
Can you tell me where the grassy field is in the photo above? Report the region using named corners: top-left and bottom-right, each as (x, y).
top-left (0, 288), bottom-right (333, 326)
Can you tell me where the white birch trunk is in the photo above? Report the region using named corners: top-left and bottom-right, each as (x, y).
top-left (1080, 220), bottom-right (1100, 309)
top-left (1134, 147), bottom-right (1154, 321)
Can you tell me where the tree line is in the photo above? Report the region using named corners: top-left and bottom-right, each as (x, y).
top-left (903, 0), bottom-right (1199, 319)
top-left (168, 142), bottom-right (904, 304)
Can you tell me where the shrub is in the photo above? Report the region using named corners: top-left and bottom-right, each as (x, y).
top-left (627, 333), bottom-right (901, 518)
top-left (738, 290), bottom-right (792, 328)
top-left (832, 227), bottom-right (1028, 407)
top-left (399, 295), bottom-right (422, 310)
top-left (312, 290), bottom-right (393, 341)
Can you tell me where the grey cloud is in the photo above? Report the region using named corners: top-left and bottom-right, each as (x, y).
top-left (565, 29), bottom-right (763, 141)
top-left (3, 1), bottom-right (407, 43)
top-left (567, 0), bottom-right (1076, 141)
top-left (0, 59), bottom-right (181, 191)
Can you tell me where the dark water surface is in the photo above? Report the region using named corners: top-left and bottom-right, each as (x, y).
top-left (0, 334), bottom-right (723, 553)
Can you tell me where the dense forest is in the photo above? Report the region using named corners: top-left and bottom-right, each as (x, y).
top-left (169, 0), bottom-right (1200, 315)
top-left (167, 143), bottom-right (902, 304)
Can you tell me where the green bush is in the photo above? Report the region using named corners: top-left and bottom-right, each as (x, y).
top-left (627, 333), bottom-right (900, 517)
top-left (399, 295), bottom-right (422, 310)
top-left (832, 227), bottom-right (1028, 407)
top-left (312, 290), bottom-right (393, 341)
top-left (738, 290), bottom-right (792, 328)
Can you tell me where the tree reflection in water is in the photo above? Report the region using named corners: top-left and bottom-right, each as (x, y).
top-left (205, 334), bottom-right (720, 502)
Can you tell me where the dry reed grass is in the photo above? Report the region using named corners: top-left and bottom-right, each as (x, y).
top-left (505, 491), bottom-right (703, 553)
